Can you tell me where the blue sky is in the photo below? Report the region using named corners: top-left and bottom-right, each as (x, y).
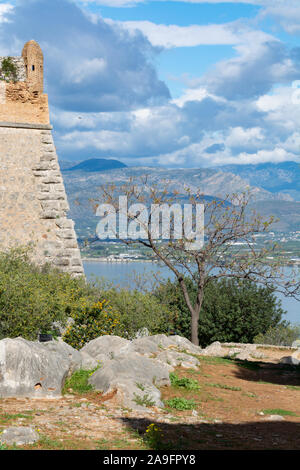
top-left (0, 0), bottom-right (300, 168)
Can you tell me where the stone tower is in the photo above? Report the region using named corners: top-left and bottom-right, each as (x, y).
top-left (0, 40), bottom-right (84, 277)
top-left (22, 40), bottom-right (44, 93)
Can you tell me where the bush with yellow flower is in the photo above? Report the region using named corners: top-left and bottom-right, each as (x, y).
top-left (62, 299), bottom-right (123, 349)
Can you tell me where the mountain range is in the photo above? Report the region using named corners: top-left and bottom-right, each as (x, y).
top-left (60, 159), bottom-right (300, 237)
top-left (215, 161), bottom-right (300, 201)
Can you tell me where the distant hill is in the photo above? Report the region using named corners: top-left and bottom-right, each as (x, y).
top-left (248, 199), bottom-right (300, 232)
top-left (61, 164), bottom-right (300, 237)
top-left (215, 161), bottom-right (300, 201)
top-left (62, 158), bottom-right (127, 173)
top-left (59, 160), bottom-right (77, 170)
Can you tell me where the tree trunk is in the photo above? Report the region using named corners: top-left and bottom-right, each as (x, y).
top-left (191, 309), bottom-right (200, 346)
top-left (177, 276), bottom-right (204, 346)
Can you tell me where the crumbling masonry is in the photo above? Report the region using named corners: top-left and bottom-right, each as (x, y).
top-left (0, 40), bottom-right (84, 276)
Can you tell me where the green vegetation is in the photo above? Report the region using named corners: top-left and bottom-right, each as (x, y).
top-left (102, 287), bottom-right (174, 339)
top-left (165, 397), bottom-right (197, 410)
top-left (62, 368), bottom-right (98, 395)
top-left (0, 248), bottom-right (97, 341)
top-left (0, 57), bottom-right (17, 82)
top-left (0, 248), bottom-right (173, 347)
top-left (254, 324), bottom-right (300, 347)
top-left (62, 299), bottom-right (123, 349)
top-left (0, 412), bottom-right (34, 425)
top-left (262, 409), bottom-right (297, 416)
top-left (206, 383), bottom-right (242, 391)
top-left (0, 247), bottom-right (296, 354)
top-left (62, 286), bottom-right (174, 348)
top-left (170, 373), bottom-right (200, 391)
top-left (133, 393), bottom-right (156, 408)
top-left (143, 423), bottom-right (166, 450)
top-left (155, 277), bottom-right (287, 347)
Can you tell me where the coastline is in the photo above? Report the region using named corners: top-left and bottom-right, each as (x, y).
top-left (81, 256), bottom-right (300, 267)
top-left (81, 257), bottom-right (156, 263)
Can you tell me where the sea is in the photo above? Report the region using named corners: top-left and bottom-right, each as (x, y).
top-left (83, 260), bottom-right (300, 325)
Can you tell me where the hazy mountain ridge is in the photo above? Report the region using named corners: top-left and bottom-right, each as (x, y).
top-left (60, 161), bottom-right (300, 236)
top-left (61, 164), bottom-right (293, 202)
top-left (215, 161), bottom-right (300, 201)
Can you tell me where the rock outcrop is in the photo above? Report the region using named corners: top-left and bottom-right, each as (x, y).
top-left (0, 337), bottom-right (97, 398)
top-left (1, 334), bottom-right (298, 409)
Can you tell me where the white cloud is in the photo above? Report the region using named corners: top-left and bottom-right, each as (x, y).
top-left (225, 126), bottom-right (265, 148)
top-left (172, 87), bottom-right (209, 106)
top-left (80, 1), bottom-right (300, 37)
top-left (150, 140), bottom-right (296, 168)
top-left (258, 1), bottom-right (300, 34)
top-left (69, 57), bottom-right (107, 84)
top-left (105, 19), bottom-right (275, 49)
top-left (110, 21), bottom-right (239, 48)
top-left (256, 84), bottom-right (300, 136)
top-left (227, 147), bottom-right (295, 165)
top-left (199, 39), bottom-right (300, 100)
top-left (0, 3), bottom-right (13, 22)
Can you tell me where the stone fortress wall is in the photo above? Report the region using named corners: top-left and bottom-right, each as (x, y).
top-left (0, 40), bottom-right (84, 277)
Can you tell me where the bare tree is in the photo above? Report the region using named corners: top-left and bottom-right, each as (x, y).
top-left (92, 177), bottom-right (300, 345)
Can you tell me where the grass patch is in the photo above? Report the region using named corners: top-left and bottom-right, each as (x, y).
top-left (0, 413), bottom-right (34, 424)
top-left (133, 393), bottom-right (156, 408)
top-left (262, 409), bottom-right (297, 417)
top-left (170, 373), bottom-right (200, 391)
top-left (32, 434), bottom-right (65, 450)
top-left (96, 438), bottom-right (109, 450)
top-left (206, 383), bottom-right (242, 391)
top-left (62, 368), bottom-right (98, 395)
top-left (164, 397), bottom-right (196, 410)
top-left (96, 432), bottom-right (146, 451)
top-left (200, 355), bottom-right (261, 372)
top-left (199, 356), bottom-right (233, 366)
top-left (286, 385), bottom-right (300, 391)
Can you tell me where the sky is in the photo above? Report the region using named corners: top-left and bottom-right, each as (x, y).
top-left (0, 0), bottom-right (300, 168)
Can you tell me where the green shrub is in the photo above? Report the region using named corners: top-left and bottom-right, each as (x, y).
top-left (155, 277), bottom-right (286, 347)
top-left (144, 423), bottom-right (164, 449)
top-left (0, 247), bottom-right (173, 346)
top-left (102, 287), bottom-right (174, 339)
top-left (165, 397), bottom-right (196, 410)
top-left (62, 299), bottom-right (123, 349)
top-left (133, 393), bottom-right (156, 407)
top-left (170, 373), bottom-right (200, 391)
top-left (0, 247), bottom-right (96, 341)
top-left (0, 57), bottom-right (17, 82)
top-left (253, 324), bottom-right (300, 347)
top-left (62, 368), bottom-right (98, 395)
